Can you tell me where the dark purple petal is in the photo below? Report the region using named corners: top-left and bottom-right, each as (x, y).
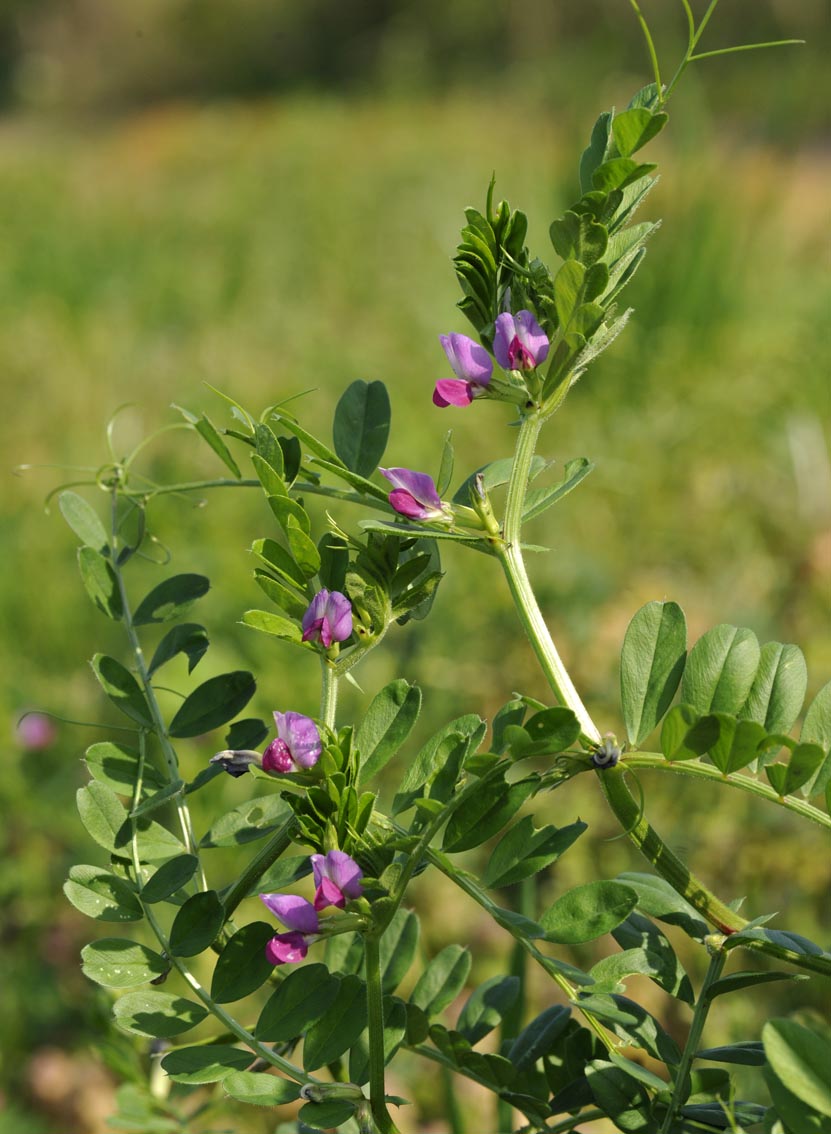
top-left (259, 892), bottom-right (319, 933)
top-left (262, 737), bottom-right (293, 773)
top-left (265, 931), bottom-right (309, 965)
top-left (433, 379), bottom-right (474, 408)
top-left (439, 333), bottom-right (493, 386)
top-left (273, 710), bottom-right (322, 769)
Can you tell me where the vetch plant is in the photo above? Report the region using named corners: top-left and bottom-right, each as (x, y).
top-left (49, 5), bottom-right (831, 1134)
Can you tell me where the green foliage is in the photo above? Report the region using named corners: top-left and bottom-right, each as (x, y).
top-left (620, 601), bottom-right (686, 746)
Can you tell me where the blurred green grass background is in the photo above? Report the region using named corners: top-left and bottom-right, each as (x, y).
top-left (1, 2), bottom-right (829, 1131)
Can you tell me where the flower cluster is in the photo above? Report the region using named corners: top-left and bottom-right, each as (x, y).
top-left (301, 588), bottom-right (352, 647)
top-left (260, 850), bottom-right (364, 965)
top-left (433, 309), bottom-right (549, 409)
top-left (211, 710), bottom-right (323, 777)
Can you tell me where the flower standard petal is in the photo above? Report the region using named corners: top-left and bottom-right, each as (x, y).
top-left (440, 333), bottom-right (493, 386)
top-left (259, 893), bottom-right (319, 934)
top-left (514, 310), bottom-right (549, 366)
top-left (265, 932), bottom-right (309, 966)
top-left (494, 310), bottom-right (549, 371)
top-left (301, 589), bottom-right (353, 647)
top-left (272, 710), bottom-right (322, 770)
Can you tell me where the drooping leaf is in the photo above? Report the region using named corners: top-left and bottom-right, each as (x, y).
top-left (81, 939), bottom-right (168, 988)
top-left (200, 795), bottom-right (291, 848)
top-left (392, 714), bottom-right (485, 815)
top-left (222, 1072), bottom-right (300, 1106)
top-left (161, 1045), bottom-right (253, 1084)
top-left (333, 379), bottom-right (391, 478)
top-left (579, 994), bottom-right (680, 1065)
top-left (801, 680), bottom-right (831, 798)
top-left (509, 1006), bottom-right (572, 1071)
top-left (680, 624), bottom-right (760, 715)
top-left (317, 533), bottom-right (349, 593)
top-left (64, 865), bottom-right (143, 922)
top-left (706, 969), bottom-right (806, 1001)
top-left (168, 671), bottom-right (256, 738)
top-left (483, 816), bottom-right (587, 889)
top-left (58, 490), bottom-right (109, 552)
top-left (113, 991), bottom-right (208, 1038)
top-left (541, 881), bottom-right (638, 944)
top-left (615, 872), bottom-right (709, 942)
top-left (211, 922), bottom-right (276, 1004)
top-left (78, 547), bottom-right (122, 620)
top-left (620, 600), bottom-right (686, 746)
top-left (255, 963), bottom-right (338, 1041)
top-left (457, 975), bottom-right (520, 1045)
top-left (356, 679), bottom-right (422, 786)
top-left (140, 855), bottom-right (200, 904)
top-left (696, 1042), bottom-right (765, 1066)
top-left (91, 654), bottom-right (151, 727)
top-left (302, 974), bottom-right (368, 1070)
top-left (611, 911), bottom-right (693, 1003)
top-left (442, 773), bottom-right (536, 854)
top-left (379, 908), bottom-right (420, 995)
top-left (763, 1018), bottom-right (831, 1117)
top-left (410, 945), bottom-right (472, 1017)
top-left (194, 413), bottom-right (242, 478)
top-left (76, 781), bottom-right (127, 852)
top-left (148, 623), bottom-right (209, 676)
top-left (84, 740), bottom-right (165, 795)
top-left (133, 575), bottom-right (210, 626)
top-left (168, 891), bottom-right (224, 957)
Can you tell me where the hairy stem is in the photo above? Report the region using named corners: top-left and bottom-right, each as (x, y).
top-left (497, 412), bottom-right (601, 747)
top-left (364, 935), bottom-right (399, 1134)
top-left (222, 816), bottom-right (300, 921)
top-left (320, 659), bottom-right (339, 729)
top-left (659, 944), bottom-right (726, 1134)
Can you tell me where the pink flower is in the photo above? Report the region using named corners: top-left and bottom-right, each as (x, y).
top-left (434, 332), bottom-right (493, 408)
top-left (262, 711), bottom-right (322, 773)
top-left (301, 589), bottom-right (353, 647)
top-left (16, 712), bottom-right (57, 751)
top-left (493, 310), bottom-right (549, 372)
top-left (380, 467), bottom-right (447, 521)
top-left (311, 850), bottom-right (364, 911)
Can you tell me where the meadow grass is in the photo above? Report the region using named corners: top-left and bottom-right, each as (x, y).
top-left (0, 91), bottom-right (828, 1130)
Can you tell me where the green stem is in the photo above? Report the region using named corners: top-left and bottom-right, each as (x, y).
top-left (222, 816), bottom-right (299, 921)
top-left (364, 935), bottom-right (399, 1134)
top-left (659, 945), bottom-right (727, 1134)
top-left (623, 753), bottom-right (831, 831)
top-left (497, 875), bottom-right (534, 1133)
top-left (597, 764), bottom-right (746, 934)
top-left (320, 659), bottom-right (339, 729)
top-left (110, 491), bottom-right (206, 889)
top-left (424, 847), bottom-right (614, 1053)
top-left (498, 413), bottom-right (600, 747)
top-left (129, 734), bottom-right (314, 1086)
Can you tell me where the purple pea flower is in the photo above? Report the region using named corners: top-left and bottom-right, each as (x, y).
top-left (301, 589), bottom-right (352, 648)
top-left (380, 467), bottom-right (447, 521)
top-left (433, 332), bottom-right (493, 408)
top-left (260, 892), bottom-right (319, 966)
top-left (262, 711), bottom-right (322, 773)
top-left (311, 850), bottom-right (364, 911)
top-left (16, 712), bottom-right (57, 750)
top-left (494, 310), bottom-right (549, 372)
